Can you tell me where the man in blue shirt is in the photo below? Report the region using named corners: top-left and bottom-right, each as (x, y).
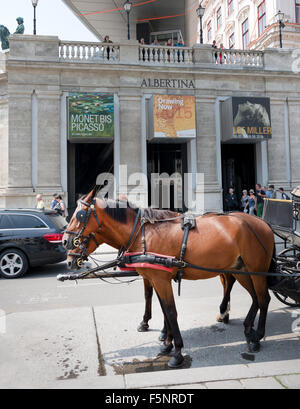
top-left (50, 193), bottom-right (58, 210)
top-left (266, 185), bottom-right (276, 199)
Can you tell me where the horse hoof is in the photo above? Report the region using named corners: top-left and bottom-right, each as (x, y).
top-left (137, 322), bottom-right (149, 332)
top-left (159, 343), bottom-right (174, 355)
top-left (248, 341), bottom-right (260, 353)
top-left (216, 314), bottom-right (229, 324)
top-left (158, 331), bottom-right (167, 342)
top-left (168, 354), bottom-right (185, 368)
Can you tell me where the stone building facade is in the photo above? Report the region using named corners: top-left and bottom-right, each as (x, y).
top-left (0, 35), bottom-right (299, 213)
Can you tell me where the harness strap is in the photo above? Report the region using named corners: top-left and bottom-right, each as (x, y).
top-left (141, 209), bottom-right (146, 255)
top-left (118, 208), bottom-right (141, 257)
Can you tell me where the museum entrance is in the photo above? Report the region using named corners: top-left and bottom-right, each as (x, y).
top-left (67, 142), bottom-right (113, 216)
top-left (147, 142), bottom-right (187, 212)
top-left (221, 143), bottom-right (256, 211)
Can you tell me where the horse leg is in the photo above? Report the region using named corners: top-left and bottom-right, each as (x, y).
top-left (158, 319), bottom-right (167, 342)
top-left (153, 277), bottom-right (184, 368)
top-left (137, 278), bottom-right (153, 332)
top-left (252, 278), bottom-right (271, 343)
top-left (217, 274), bottom-right (236, 324)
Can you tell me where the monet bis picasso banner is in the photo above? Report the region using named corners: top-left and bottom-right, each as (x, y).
top-left (221, 96), bottom-right (272, 142)
top-left (68, 93), bottom-right (114, 139)
top-left (152, 95), bottom-right (196, 139)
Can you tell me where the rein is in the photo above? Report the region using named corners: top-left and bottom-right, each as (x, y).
top-left (63, 199), bottom-right (300, 288)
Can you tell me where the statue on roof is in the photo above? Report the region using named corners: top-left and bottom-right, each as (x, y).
top-left (0, 24), bottom-right (10, 50)
top-left (14, 17), bottom-right (24, 34)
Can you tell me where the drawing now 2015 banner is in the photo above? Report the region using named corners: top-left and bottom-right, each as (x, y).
top-left (153, 95), bottom-right (196, 139)
top-left (68, 93), bottom-right (114, 139)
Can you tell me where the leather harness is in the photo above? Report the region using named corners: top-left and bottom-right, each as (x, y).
top-left (64, 199), bottom-right (300, 291)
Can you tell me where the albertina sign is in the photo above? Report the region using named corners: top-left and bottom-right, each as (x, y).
top-left (68, 93), bottom-right (114, 140)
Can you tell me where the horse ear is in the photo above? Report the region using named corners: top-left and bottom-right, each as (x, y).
top-left (86, 185), bottom-right (100, 203)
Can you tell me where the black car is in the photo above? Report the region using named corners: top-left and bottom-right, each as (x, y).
top-left (0, 209), bottom-right (67, 279)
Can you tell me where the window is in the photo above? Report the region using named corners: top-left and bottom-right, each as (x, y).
top-left (207, 20), bottom-right (212, 41)
top-left (258, 1), bottom-right (266, 35)
top-left (217, 7), bottom-right (222, 30)
top-left (228, 0), bottom-right (234, 16)
top-left (229, 33), bottom-right (235, 49)
top-left (296, 1), bottom-right (300, 23)
top-left (242, 18), bottom-right (249, 49)
top-left (0, 215), bottom-right (13, 229)
top-left (9, 215), bottom-right (48, 229)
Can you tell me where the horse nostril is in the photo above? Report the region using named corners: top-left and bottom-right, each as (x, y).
top-left (67, 261), bottom-right (72, 268)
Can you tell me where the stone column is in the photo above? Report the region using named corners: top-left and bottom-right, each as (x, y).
top-left (118, 92), bottom-right (146, 206)
top-left (35, 90), bottom-right (62, 192)
top-left (195, 96), bottom-right (222, 212)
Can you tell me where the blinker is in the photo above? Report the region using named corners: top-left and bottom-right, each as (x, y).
top-left (76, 210), bottom-right (88, 223)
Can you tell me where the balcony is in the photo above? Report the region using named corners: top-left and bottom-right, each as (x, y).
top-left (1, 35), bottom-right (296, 74)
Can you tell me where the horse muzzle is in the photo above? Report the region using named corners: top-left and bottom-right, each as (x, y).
top-left (67, 252), bottom-right (86, 270)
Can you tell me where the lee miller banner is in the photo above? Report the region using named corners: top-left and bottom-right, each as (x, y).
top-left (151, 95), bottom-right (196, 139)
top-left (221, 96), bottom-right (272, 142)
top-left (68, 93), bottom-right (114, 139)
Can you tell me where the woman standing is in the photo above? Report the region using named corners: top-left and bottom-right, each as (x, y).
top-left (246, 189), bottom-right (257, 215)
top-left (241, 190), bottom-right (249, 213)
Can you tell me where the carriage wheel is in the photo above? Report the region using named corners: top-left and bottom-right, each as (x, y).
top-left (272, 290), bottom-right (300, 308)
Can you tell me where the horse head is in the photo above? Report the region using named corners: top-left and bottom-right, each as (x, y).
top-left (63, 187), bottom-right (105, 270)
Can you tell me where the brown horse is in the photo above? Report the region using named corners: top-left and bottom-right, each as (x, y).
top-left (63, 189), bottom-right (274, 368)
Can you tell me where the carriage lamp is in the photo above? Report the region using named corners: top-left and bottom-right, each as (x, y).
top-left (123, 1), bottom-right (132, 40)
top-left (275, 10), bottom-right (285, 48)
top-left (196, 3), bottom-right (205, 44)
top-left (31, 0), bottom-right (39, 35)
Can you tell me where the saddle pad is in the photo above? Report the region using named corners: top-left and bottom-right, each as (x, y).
top-left (119, 252), bottom-right (175, 273)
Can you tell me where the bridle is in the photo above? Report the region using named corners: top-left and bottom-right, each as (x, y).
top-left (64, 198), bottom-right (102, 267)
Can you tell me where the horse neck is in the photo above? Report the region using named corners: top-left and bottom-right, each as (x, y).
top-left (96, 201), bottom-right (140, 251)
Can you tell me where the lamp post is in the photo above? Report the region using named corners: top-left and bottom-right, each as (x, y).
top-left (196, 3), bottom-right (205, 44)
top-left (31, 0), bottom-right (39, 35)
top-left (123, 1), bottom-right (132, 40)
top-left (275, 10), bottom-right (285, 48)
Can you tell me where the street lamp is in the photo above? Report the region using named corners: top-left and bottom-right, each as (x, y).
top-left (123, 1), bottom-right (132, 40)
top-left (31, 0), bottom-right (39, 35)
top-left (275, 10), bottom-right (285, 48)
top-left (196, 3), bottom-right (205, 44)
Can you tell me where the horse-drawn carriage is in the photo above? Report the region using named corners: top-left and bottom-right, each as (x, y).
top-left (262, 187), bottom-right (300, 307)
top-left (58, 186), bottom-right (300, 367)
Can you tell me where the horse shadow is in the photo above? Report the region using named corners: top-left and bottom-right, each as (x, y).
top-left (101, 308), bottom-right (300, 374)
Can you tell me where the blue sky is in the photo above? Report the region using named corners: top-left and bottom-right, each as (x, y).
top-left (1, 0), bottom-right (98, 43)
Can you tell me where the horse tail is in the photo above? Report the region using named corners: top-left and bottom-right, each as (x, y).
top-left (267, 244), bottom-right (278, 289)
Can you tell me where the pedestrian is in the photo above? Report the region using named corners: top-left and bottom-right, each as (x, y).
top-left (50, 193), bottom-right (58, 210)
top-left (219, 43), bottom-right (226, 64)
top-left (278, 188), bottom-right (290, 200)
top-left (166, 38), bottom-right (172, 62)
top-left (139, 37), bottom-right (148, 61)
top-left (177, 37), bottom-right (184, 62)
top-left (151, 38), bottom-right (160, 61)
top-left (36, 194), bottom-right (45, 210)
top-left (212, 40), bottom-right (218, 62)
top-left (53, 195), bottom-right (68, 218)
top-left (266, 184), bottom-right (276, 199)
top-left (246, 189), bottom-right (257, 215)
top-left (241, 190), bottom-right (249, 213)
top-left (255, 183), bottom-right (267, 217)
top-left (224, 187), bottom-right (239, 211)
top-left (102, 35), bottom-right (113, 60)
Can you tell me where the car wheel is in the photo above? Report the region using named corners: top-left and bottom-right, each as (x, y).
top-left (0, 249), bottom-right (28, 279)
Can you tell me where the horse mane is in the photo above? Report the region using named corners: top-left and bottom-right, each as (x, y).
top-left (103, 199), bottom-right (180, 224)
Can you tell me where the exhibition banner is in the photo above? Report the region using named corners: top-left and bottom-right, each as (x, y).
top-left (68, 93), bottom-right (114, 139)
top-left (153, 95), bottom-right (196, 139)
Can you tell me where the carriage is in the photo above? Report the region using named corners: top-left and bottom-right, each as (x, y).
top-left (262, 187), bottom-right (300, 307)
